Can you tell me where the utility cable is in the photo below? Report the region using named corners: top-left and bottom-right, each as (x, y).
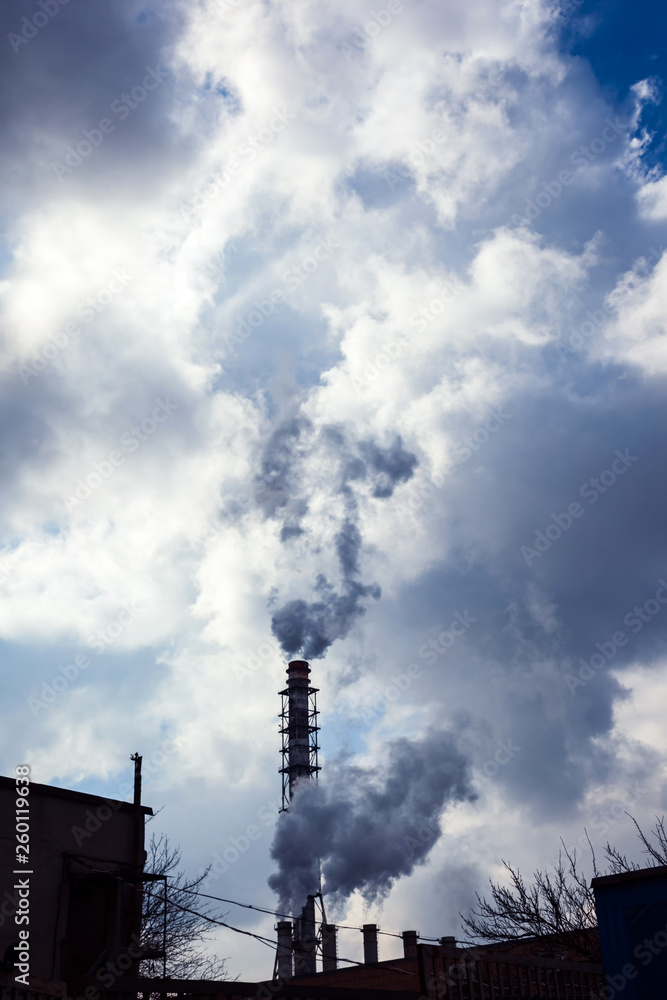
top-left (168, 881), bottom-right (434, 942)
top-left (143, 887), bottom-right (278, 950)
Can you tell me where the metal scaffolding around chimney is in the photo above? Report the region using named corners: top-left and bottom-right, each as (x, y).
top-left (279, 660), bottom-right (320, 812)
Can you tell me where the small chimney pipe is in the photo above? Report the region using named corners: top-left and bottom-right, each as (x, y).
top-left (322, 923), bottom-right (338, 971)
top-left (363, 923), bottom-right (379, 964)
top-left (276, 921), bottom-right (293, 979)
top-left (402, 929), bottom-right (418, 958)
top-left (294, 895), bottom-right (317, 975)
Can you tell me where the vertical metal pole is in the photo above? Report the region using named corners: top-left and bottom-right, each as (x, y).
top-left (162, 877), bottom-right (167, 978)
top-left (130, 752), bottom-right (144, 975)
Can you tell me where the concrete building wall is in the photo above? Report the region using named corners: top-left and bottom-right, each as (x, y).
top-left (0, 774), bottom-right (151, 988)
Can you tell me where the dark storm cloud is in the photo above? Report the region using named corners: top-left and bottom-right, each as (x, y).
top-left (0, 0), bottom-right (195, 214)
top-left (268, 726), bottom-right (476, 913)
top-left (0, 354), bottom-right (199, 515)
top-left (387, 369), bottom-right (667, 818)
top-left (265, 427), bottom-right (417, 659)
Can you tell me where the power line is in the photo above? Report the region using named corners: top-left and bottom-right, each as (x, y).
top-left (143, 887), bottom-right (278, 950)
top-left (141, 882), bottom-right (457, 981)
top-left (73, 861), bottom-right (443, 948)
top-left (168, 880), bottom-right (432, 941)
top-left (158, 892), bottom-right (418, 977)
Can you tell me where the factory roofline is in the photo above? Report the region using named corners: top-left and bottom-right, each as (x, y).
top-left (0, 773), bottom-right (153, 815)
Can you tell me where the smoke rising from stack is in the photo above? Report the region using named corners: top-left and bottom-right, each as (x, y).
top-left (270, 564), bottom-right (377, 660)
top-left (265, 424), bottom-right (417, 660)
top-left (268, 725), bottom-right (476, 913)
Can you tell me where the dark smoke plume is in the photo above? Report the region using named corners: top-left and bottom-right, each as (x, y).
top-left (271, 517), bottom-right (381, 659)
top-left (267, 432), bottom-right (417, 659)
top-left (255, 413), bottom-right (312, 520)
top-left (357, 437), bottom-right (418, 498)
top-left (268, 726), bottom-right (476, 913)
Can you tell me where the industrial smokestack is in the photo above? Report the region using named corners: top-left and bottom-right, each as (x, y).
top-left (362, 923), bottom-right (379, 964)
top-left (279, 660), bottom-right (320, 810)
top-left (322, 923), bottom-right (337, 971)
top-left (402, 930), bottom-right (418, 958)
top-left (276, 921), bottom-right (293, 979)
top-left (275, 662), bottom-right (321, 978)
top-left (293, 894), bottom-right (317, 975)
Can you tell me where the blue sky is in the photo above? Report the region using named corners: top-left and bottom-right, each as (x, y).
top-left (565, 0), bottom-right (667, 170)
top-left (1, 0), bottom-right (667, 978)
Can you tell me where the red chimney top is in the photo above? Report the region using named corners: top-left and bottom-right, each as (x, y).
top-left (287, 659), bottom-right (310, 680)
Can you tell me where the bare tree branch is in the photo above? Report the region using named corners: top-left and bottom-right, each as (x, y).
top-left (460, 816), bottom-right (667, 963)
top-left (141, 833), bottom-right (230, 979)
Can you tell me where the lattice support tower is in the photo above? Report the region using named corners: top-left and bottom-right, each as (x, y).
top-left (279, 659), bottom-right (320, 811)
